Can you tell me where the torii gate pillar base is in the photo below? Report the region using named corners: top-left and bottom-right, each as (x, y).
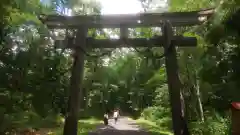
top-left (231, 102), bottom-right (240, 135)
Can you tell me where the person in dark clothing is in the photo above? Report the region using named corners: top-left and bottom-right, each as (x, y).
top-left (103, 113), bottom-right (109, 125)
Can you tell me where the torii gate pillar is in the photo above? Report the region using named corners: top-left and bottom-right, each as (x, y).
top-left (63, 27), bottom-right (86, 135)
top-left (162, 21), bottom-right (190, 135)
top-left (231, 102), bottom-right (240, 135)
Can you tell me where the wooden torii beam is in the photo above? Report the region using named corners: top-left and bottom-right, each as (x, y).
top-left (39, 8), bottom-right (214, 28)
top-left (54, 36), bottom-right (197, 48)
top-left (40, 8), bottom-right (214, 135)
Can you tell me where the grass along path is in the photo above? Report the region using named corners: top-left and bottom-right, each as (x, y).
top-left (50, 118), bottom-right (102, 135)
top-left (134, 118), bottom-right (173, 135)
top-left (12, 117), bottom-right (102, 135)
top-left (87, 117), bottom-right (172, 135)
top-left (10, 113), bottom-right (171, 135)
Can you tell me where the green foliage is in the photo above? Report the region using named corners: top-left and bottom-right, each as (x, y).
top-left (136, 118), bottom-right (173, 135)
top-left (141, 106), bottom-right (172, 130)
top-left (0, 111), bottom-right (63, 134)
top-left (189, 116), bottom-right (230, 135)
top-left (53, 119), bottom-right (101, 135)
top-left (170, 0), bottom-right (218, 11)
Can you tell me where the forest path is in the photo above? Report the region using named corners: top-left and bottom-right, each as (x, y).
top-left (88, 117), bottom-right (166, 135)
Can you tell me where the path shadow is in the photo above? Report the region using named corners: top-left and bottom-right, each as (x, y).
top-left (88, 123), bottom-right (169, 135)
top-left (136, 121), bottom-right (171, 135)
top-left (94, 124), bottom-right (115, 130)
top-left (87, 117), bottom-right (171, 135)
top-left (88, 128), bottom-right (169, 135)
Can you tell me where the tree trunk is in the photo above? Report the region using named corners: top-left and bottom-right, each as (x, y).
top-left (180, 91), bottom-right (190, 135)
top-left (186, 61), bottom-right (204, 122)
top-left (194, 79), bottom-right (204, 122)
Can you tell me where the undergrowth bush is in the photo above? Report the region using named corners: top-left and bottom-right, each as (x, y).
top-left (0, 111), bottom-right (63, 134)
top-left (189, 115), bottom-right (230, 135)
top-left (141, 106), bottom-right (230, 134)
top-left (141, 106), bottom-right (172, 130)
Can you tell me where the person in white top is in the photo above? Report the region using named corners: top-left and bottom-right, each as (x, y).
top-left (113, 109), bottom-right (119, 124)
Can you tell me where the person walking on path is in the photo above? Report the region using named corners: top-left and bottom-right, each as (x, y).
top-left (103, 112), bottom-right (109, 125)
top-left (113, 109), bottom-right (119, 124)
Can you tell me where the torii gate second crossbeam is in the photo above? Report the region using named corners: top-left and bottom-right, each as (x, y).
top-left (40, 8), bottom-right (214, 135)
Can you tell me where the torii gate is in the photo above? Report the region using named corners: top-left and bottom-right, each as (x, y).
top-left (39, 8), bottom-right (214, 135)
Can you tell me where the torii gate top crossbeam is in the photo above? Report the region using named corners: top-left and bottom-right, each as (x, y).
top-left (39, 8), bottom-right (214, 29)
